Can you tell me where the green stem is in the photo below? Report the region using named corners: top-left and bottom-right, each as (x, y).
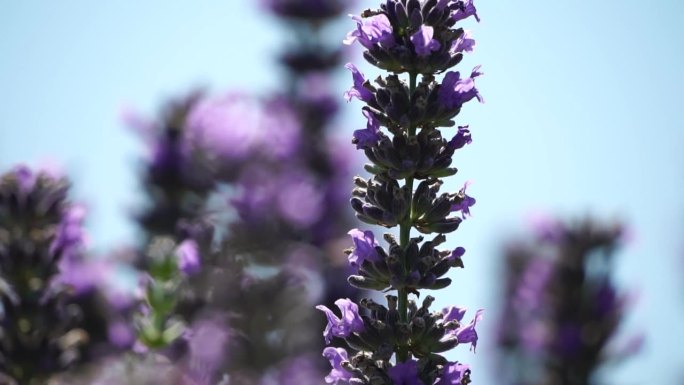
top-left (397, 71), bottom-right (419, 363)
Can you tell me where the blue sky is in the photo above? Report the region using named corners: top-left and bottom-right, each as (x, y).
top-left (1, 1), bottom-right (683, 383)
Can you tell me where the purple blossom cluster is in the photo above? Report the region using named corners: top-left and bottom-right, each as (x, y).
top-left (317, 1), bottom-right (484, 384)
top-left (0, 166), bottom-right (125, 384)
top-left (497, 218), bottom-right (641, 385)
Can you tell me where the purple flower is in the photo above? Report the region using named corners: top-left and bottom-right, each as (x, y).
top-left (51, 204), bottom-right (88, 262)
top-left (176, 239), bottom-right (201, 275)
top-left (108, 320), bottom-right (135, 349)
top-left (13, 164), bottom-right (37, 195)
top-left (352, 110), bottom-right (381, 149)
top-left (447, 126), bottom-right (472, 150)
top-left (388, 360), bottom-right (424, 385)
top-left (186, 93), bottom-right (262, 161)
top-left (442, 306), bottom-right (467, 324)
top-left (434, 362), bottom-right (470, 385)
top-left (451, 182), bottom-right (476, 219)
top-left (316, 298), bottom-right (364, 344)
top-left (447, 247), bottom-right (466, 266)
top-left (276, 172), bottom-right (324, 228)
top-left (344, 63), bottom-right (374, 103)
top-left (438, 67), bottom-right (484, 110)
top-left (452, 0), bottom-right (480, 23)
top-left (451, 30), bottom-right (476, 54)
top-left (347, 228), bottom-right (380, 267)
top-left (448, 308), bottom-right (483, 352)
top-left (411, 26), bottom-right (441, 57)
top-left (260, 97), bottom-right (302, 160)
top-left (186, 317), bottom-right (230, 372)
top-left (343, 14), bottom-right (395, 49)
top-left (322, 347), bottom-right (353, 385)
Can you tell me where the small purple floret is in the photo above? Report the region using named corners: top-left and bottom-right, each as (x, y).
top-left (347, 228), bottom-right (380, 267)
top-left (451, 30), bottom-right (476, 54)
top-left (451, 181), bottom-right (476, 219)
top-left (434, 362), bottom-right (471, 385)
top-left (352, 110), bottom-right (381, 150)
top-left (316, 298), bottom-right (364, 344)
top-left (443, 307), bottom-right (483, 352)
top-left (411, 26), bottom-right (441, 57)
top-left (344, 63), bottom-right (374, 103)
top-left (447, 125), bottom-right (472, 150)
top-left (344, 14), bottom-right (395, 49)
top-left (176, 239), bottom-right (201, 275)
top-left (452, 0), bottom-right (480, 23)
top-left (439, 67), bottom-right (484, 110)
top-left (322, 347), bottom-right (353, 384)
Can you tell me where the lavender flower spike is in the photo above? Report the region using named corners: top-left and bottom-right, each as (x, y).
top-left (344, 63), bottom-right (373, 103)
top-left (324, 1), bottom-right (486, 382)
top-left (316, 298), bottom-right (364, 344)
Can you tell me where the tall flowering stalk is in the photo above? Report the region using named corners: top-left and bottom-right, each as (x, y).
top-left (319, 1), bottom-right (484, 383)
top-left (0, 166), bottom-right (112, 384)
top-left (497, 218), bottom-right (640, 385)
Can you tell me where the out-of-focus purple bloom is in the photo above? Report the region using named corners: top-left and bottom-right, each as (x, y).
top-left (556, 323), bottom-right (582, 358)
top-left (443, 307), bottom-right (483, 351)
top-left (452, 0), bottom-right (480, 23)
top-left (451, 30), bottom-right (476, 54)
top-left (434, 362), bottom-right (470, 385)
top-left (269, 355), bottom-right (323, 385)
top-left (343, 14), bottom-right (395, 49)
top-left (108, 320), bottom-right (136, 349)
top-left (186, 317), bottom-right (230, 373)
top-left (411, 26), bottom-right (441, 57)
top-left (186, 93), bottom-right (262, 161)
top-left (438, 67), bottom-right (484, 110)
top-left (176, 239), bottom-right (201, 275)
top-left (277, 173), bottom-right (325, 228)
top-left (58, 258), bottom-right (107, 295)
top-left (344, 63), bottom-right (373, 103)
top-left (262, 0), bottom-right (350, 20)
top-left (388, 360), bottom-right (424, 385)
top-left (527, 213), bottom-right (566, 243)
top-left (260, 97), bottom-right (302, 160)
top-left (451, 182), bottom-right (476, 219)
top-left (513, 257), bottom-right (552, 313)
top-left (51, 204), bottom-right (88, 262)
top-left (13, 164), bottom-right (37, 195)
top-left (322, 347), bottom-right (353, 385)
top-left (447, 126), bottom-right (472, 150)
top-left (316, 298), bottom-right (364, 344)
top-left (352, 110), bottom-right (381, 149)
top-left (347, 228), bottom-right (380, 267)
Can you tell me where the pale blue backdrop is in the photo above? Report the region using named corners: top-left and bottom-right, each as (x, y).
top-left (1, 1), bottom-right (683, 383)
